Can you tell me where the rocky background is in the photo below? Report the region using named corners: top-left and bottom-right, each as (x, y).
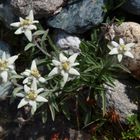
top-left (0, 0), bottom-right (140, 139)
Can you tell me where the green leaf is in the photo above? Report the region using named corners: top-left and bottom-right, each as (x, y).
top-left (12, 86), bottom-right (23, 97)
top-left (60, 102), bottom-right (71, 120)
top-left (33, 30), bottom-right (46, 36)
top-left (41, 30), bottom-right (49, 45)
top-left (10, 74), bottom-right (23, 79)
top-left (48, 103), bottom-right (55, 121)
top-left (101, 90), bottom-right (106, 116)
top-left (42, 111), bottom-right (48, 123)
top-left (24, 43), bottom-right (35, 51)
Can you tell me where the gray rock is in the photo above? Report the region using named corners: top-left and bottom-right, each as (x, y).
top-left (55, 30), bottom-right (81, 55)
top-left (122, 0), bottom-right (140, 15)
top-left (0, 0), bottom-right (16, 27)
top-left (10, 0), bottom-right (64, 18)
top-left (0, 41), bottom-right (12, 100)
top-left (47, 0), bottom-right (105, 34)
top-left (104, 78), bottom-right (139, 123)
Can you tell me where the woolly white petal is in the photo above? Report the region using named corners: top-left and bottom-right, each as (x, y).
top-left (71, 62), bottom-right (79, 67)
top-left (119, 38), bottom-right (124, 45)
top-left (111, 41), bottom-right (119, 48)
top-left (68, 53), bottom-right (78, 64)
top-left (22, 70), bottom-right (31, 76)
top-left (52, 60), bottom-right (60, 66)
top-left (18, 98), bottom-right (28, 108)
top-left (107, 44), bottom-right (113, 50)
top-left (2, 52), bottom-right (6, 60)
top-left (61, 71), bottom-right (69, 84)
top-left (8, 55), bottom-right (18, 65)
top-left (117, 54), bottom-right (123, 62)
top-left (1, 71), bottom-right (8, 83)
top-left (29, 100), bottom-right (37, 114)
top-left (15, 27), bottom-right (24, 34)
top-left (48, 67), bottom-right (59, 77)
top-left (28, 25), bottom-right (37, 30)
top-left (36, 88), bottom-right (44, 94)
top-left (16, 93), bottom-right (25, 97)
top-left (38, 77), bottom-right (46, 83)
top-left (19, 17), bottom-right (24, 22)
top-left (69, 68), bottom-right (80, 76)
top-left (59, 53), bottom-right (67, 62)
top-left (36, 95), bottom-right (48, 102)
top-left (24, 85), bottom-right (30, 93)
top-left (126, 43), bottom-right (135, 48)
top-left (32, 20), bottom-right (39, 24)
top-left (23, 77), bottom-right (29, 84)
top-left (27, 10), bottom-right (34, 21)
top-left (31, 78), bottom-right (37, 91)
top-left (109, 48), bottom-right (118, 55)
top-left (124, 51), bottom-right (134, 58)
top-left (10, 22), bottom-right (20, 27)
top-left (8, 65), bottom-right (14, 70)
top-left (24, 29), bottom-right (32, 42)
top-left (31, 60), bottom-right (37, 70)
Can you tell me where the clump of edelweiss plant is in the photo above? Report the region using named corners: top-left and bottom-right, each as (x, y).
top-left (48, 53), bottom-right (80, 86)
top-left (22, 60), bottom-right (46, 85)
top-left (16, 78), bottom-right (48, 114)
top-left (9, 9), bottom-right (81, 118)
top-left (108, 38), bottom-right (135, 62)
top-left (10, 10), bottom-right (39, 42)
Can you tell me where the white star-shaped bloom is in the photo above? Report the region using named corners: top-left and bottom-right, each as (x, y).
top-left (10, 10), bottom-right (39, 42)
top-left (0, 52), bottom-right (19, 83)
top-left (48, 53), bottom-right (80, 85)
top-left (16, 78), bottom-right (48, 114)
top-left (108, 38), bottom-right (135, 62)
top-left (22, 60), bottom-right (46, 84)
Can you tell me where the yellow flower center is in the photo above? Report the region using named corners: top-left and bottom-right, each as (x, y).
top-left (119, 45), bottom-right (127, 52)
top-left (26, 90), bottom-right (37, 100)
top-left (21, 19), bottom-right (32, 26)
top-left (0, 60), bottom-right (8, 70)
top-left (62, 61), bottom-right (70, 71)
top-left (31, 69), bottom-right (40, 78)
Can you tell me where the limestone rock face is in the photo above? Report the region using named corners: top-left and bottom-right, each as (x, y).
top-left (47, 0), bottom-right (105, 33)
top-left (104, 78), bottom-right (139, 123)
top-left (117, 22), bottom-right (140, 43)
top-left (10, 0), bottom-right (64, 18)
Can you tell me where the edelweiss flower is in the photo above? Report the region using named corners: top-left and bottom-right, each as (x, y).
top-left (108, 38), bottom-right (135, 62)
top-left (10, 10), bottom-right (39, 42)
top-left (16, 78), bottom-right (48, 114)
top-left (22, 60), bottom-right (46, 84)
top-left (48, 53), bottom-right (80, 85)
top-left (0, 52), bottom-right (18, 83)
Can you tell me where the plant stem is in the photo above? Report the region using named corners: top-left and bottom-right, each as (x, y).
top-left (33, 39), bottom-right (51, 58)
